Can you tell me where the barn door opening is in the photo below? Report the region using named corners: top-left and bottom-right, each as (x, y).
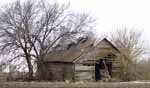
top-left (95, 58), bottom-right (113, 81)
top-left (95, 63), bottom-right (101, 81)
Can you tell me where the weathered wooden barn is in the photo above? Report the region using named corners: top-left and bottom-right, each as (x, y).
top-left (43, 38), bottom-right (122, 81)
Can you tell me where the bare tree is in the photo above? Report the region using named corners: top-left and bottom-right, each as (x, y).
top-left (109, 28), bottom-right (146, 81)
top-left (0, 0), bottom-right (96, 80)
top-left (0, 0), bottom-right (36, 80)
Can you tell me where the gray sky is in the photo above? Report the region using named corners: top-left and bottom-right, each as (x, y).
top-left (0, 0), bottom-right (150, 45)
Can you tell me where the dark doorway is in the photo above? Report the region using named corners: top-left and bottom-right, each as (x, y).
top-left (95, 58), bottom-right (113, 81)
top-left (95, 63), bottom-right (101, 81)
top-left (107, 63), bottom-right (112, 77)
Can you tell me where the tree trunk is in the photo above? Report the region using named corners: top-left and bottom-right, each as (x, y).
top-left (26, 55), bottom-right (34, 80)
top-left (36, 61), bottom-right (46, 81)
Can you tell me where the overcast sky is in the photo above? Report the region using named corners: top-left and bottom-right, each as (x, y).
top-left (0, 0), bottom-right (150, 45)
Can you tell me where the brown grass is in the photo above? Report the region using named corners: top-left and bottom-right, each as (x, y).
top-left (0, 82), bottom-right (150, 88)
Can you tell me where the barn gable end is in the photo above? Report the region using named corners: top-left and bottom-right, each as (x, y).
top-left (73, 38), bottom-right (121, 81)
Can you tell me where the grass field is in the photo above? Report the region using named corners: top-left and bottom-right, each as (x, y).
top-left (0, 81), bottom-right (150, 88)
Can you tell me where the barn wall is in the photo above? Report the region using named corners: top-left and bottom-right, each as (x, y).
top-left (75, 64), bottom-right (95, 81)
top-left (111, 54), bottom-right (124, 80)
top-left (0, 72), bottom-right (7, 82)
top-left (44, 62), bottom-right (74, 81)
top-left (43, 58), bottom-right (123, 82)
top-left (74, 55), bottom-right (122, 81)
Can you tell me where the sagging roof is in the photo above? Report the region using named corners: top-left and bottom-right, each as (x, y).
top-left (44, 36), bottom-right (94, 63)
top-left (43, 38), bottom-right (121, 63)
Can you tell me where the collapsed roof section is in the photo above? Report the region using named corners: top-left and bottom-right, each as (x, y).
top-left (44, 37), bottom-right (121, 64)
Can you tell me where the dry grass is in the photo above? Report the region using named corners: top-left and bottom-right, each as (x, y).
top-left (0, 82), bottom-right (150, 88)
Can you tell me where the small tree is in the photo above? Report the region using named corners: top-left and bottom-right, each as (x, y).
top-left (109, 28), bottom-right (146, 81)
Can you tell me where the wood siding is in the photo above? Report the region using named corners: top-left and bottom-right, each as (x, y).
top-left (75, 64), bottom-right (95, 81)
top-left (44, 62), bottom-right (74, 81)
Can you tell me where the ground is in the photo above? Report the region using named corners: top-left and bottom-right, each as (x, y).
top-left (0, 81), bottom-right (150, 88)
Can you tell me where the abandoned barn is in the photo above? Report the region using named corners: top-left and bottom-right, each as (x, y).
top-left (43, 37), bottom-right (122, 81)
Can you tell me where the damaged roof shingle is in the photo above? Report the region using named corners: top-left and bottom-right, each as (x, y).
top-left (43, 38), bottom-right (121, 63)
